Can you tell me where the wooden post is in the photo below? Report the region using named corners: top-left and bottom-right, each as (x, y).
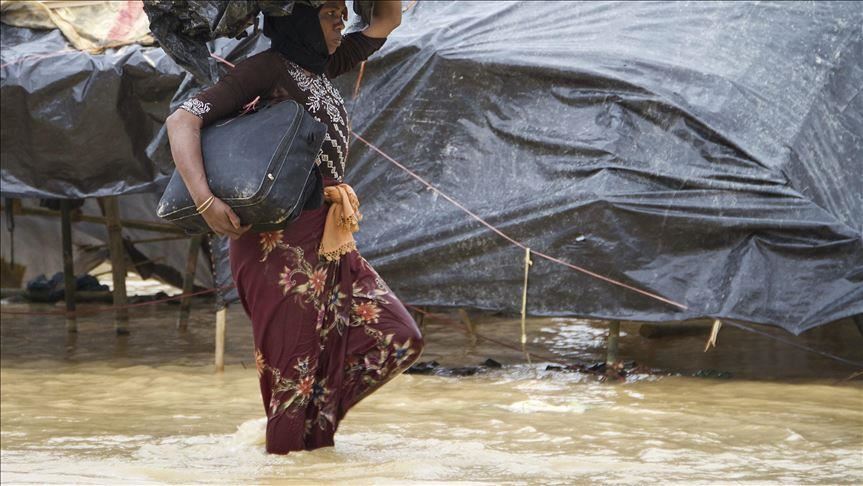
top-left (606, 320), bottom-right (620, 365)
top-left (411, 306), bottom-right (426, 333)
top-left (458, 308), bottom-right (477, 346)
top-left (101, 196), bottom-right (129, 335)
top-left (215, 306), bottom-right (227, 372)
top-left (60, 200), bottom-right (76, 333)
top-left (177, 235), bottom-right (201, 330)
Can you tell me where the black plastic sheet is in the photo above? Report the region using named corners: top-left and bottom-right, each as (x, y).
top-left (141, 0), bottom-right (301, 83)
top-left (0, 23), bottom-right (184, 199)
top-left (328, 1), bottom-right (862, 334)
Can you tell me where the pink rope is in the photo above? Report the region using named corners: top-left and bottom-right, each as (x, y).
top-left (209, 52), bottom-right (259, 115)
top-left (208, 52), bottom-right (235, 68)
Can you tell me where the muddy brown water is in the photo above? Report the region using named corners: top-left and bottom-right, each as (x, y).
top-left (1, 296), bottom-right (861, 485)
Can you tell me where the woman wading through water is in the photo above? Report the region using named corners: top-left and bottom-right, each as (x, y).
top-left (165, 1), bottom-right (424, 454)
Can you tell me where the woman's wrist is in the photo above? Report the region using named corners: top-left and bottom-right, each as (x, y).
top-left (191, 188), bottom-right (214, 207)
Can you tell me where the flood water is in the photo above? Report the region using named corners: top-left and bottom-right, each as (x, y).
top-left (1, 291), bottom-right (862, 484)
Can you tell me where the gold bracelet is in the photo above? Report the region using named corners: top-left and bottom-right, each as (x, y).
top-left (195, 195), bottom-right (214, 213)
top-left (196, 195), bottom-right (215, 214)
top-left (197, 197), bottom-right (215, 215)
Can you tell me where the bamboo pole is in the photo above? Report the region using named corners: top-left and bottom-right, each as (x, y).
top-left (81, 234), bottom-right (188, 250)
top-left (0, 288), bottom-right (113, 300)
top-left (1, 205), bottom-right (184, 234)
top-left (101, 197), bottom-right (129, 335)
top-left (215, 306), bottom-right (227, 372)
top-left (177, 235), bottom-right (201, 330)
top-left (60, 200), bottom-right (77, 333)
top-left (42, 1), bottom-right (107, 8)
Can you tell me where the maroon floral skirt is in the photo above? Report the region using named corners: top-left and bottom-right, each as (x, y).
top-left (229, 178), bottom-right (425, 454)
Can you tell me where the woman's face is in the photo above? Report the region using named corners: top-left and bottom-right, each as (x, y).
top-left (319, 1), bottom-right (347, 54)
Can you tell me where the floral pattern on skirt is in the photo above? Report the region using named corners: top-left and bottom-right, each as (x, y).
top-left (230, 184), bottom-right (424, 454)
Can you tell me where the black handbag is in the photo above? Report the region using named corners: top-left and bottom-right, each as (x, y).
top-left (157, 99), bottom-right (327, 235)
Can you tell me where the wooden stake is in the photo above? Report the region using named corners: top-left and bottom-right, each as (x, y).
top-left (177, 235), bottom-right (201, 330)
top-left (704, 319), bottom-right (722, 352)
top-left (409, 306), bottom-right (427, 334)
top-left (101, 196), bottom-right (128, 335)
top-left (520, 247), bottom-right (533, 345)
top-left (414, 306), bottom-right (426, 333)
top-left (60, 200), bottom-right (76, 333)
top-left (606, 320), bottom-right (620, 365)
top-left (215, 306), bottom-right (227, 372)
top-left (458, 308), bottom-right (477, 346)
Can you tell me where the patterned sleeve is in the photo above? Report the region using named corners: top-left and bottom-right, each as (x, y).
top-left (177, 51), bottom-right (279, 127)
top-left (326, 31), bottom-right (387, 79)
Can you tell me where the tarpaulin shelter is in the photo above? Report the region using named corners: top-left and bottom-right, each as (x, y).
top-left (0, 0), bottom-right (369, 294)
top-left (2, 1), bottom-right (861, 336)
top-left (328, 1), bottom-right (863, 334)
top-left (0, 1), bottom-right (206, 289)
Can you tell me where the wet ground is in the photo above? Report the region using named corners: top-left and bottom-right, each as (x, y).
top-left (1, 283), bottom-right (861, 484)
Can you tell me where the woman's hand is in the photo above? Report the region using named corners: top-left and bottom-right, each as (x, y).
top-left (200, 196), bottom-right (251, 239)
top-left (363, 0), bottom-right (402, 38)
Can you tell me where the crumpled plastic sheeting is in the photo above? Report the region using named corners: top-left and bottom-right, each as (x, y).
top-left (0, 23), bottom-right (185, 199)
top-left (141, 0), bottom-right (303, 83)
top-left (329, 1), bottom-right (863, 334)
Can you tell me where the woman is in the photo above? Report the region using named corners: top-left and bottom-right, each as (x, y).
top-left (165, 1), bottom-right (424, 454)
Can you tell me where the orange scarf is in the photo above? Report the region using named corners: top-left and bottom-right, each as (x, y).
top-left (318, 184), bottom-right (362, 261)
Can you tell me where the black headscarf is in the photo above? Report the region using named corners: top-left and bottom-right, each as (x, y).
top-left (263, 4), bottom-right (329, 75)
